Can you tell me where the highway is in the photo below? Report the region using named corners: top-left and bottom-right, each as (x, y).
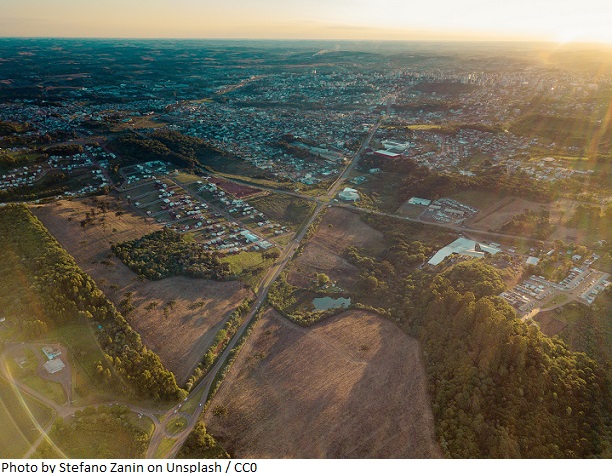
top-left (145, 117), bottom-right (382, 458)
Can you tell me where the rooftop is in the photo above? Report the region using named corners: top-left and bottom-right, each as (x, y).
top-left (428, 237), bottom-right (501, 266)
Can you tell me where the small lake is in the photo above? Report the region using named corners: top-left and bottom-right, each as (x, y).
top-left (312, 296), bottom-right (351, 311)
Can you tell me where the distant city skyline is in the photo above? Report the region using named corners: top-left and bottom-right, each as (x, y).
top-left (2, 0), bottom-right (612, 44)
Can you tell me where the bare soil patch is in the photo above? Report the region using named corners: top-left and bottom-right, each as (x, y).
top-left (287, 208), bottom-right (384, 289)
top-left (209, 177), bottom-right (261, 198)
top-left (31, 197), bottom-right (250, 385)
top-left (533, 311), bottom-right (568, 337)
top-left (205, 309), bottom-right (441, 458)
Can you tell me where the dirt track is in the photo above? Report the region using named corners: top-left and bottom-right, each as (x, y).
top-left (205, 309), bottom-right (441, 458)
top-left (31, 197), bottom-right (250, 385)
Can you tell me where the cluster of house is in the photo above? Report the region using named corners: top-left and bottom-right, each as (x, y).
top-left (48, 154), bottom-right (95, 170)
top-left (0, 142), bottom-right (115, 196)
top-left (0, 164), bottom-right (45, 191)
top-left (233, 69), bottom-right (393, 109)
top-left (505, 157), bottom-right (596, 183)
top-left (123, 163), bottom-right (276, 254)
top-left (500, 266), bottom-right (610, 313)
top-left (375, 125), bottom-right (540, 172)
top-left (165, 100), bottom-right (376, 185)
top-left (580, 274), bottom-right (610, 305)
top-left (559, 267), bottom-right (593, 290)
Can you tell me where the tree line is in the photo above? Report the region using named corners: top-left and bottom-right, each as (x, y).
top-left (0, 205), bottom-right (185, 401)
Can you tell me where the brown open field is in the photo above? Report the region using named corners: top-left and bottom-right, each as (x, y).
top-left (205, 309), bottom-right (440, 458)
top-left (533, 311), bottom-right (568, 337)
top-left (396, 201), bottom-right (427, 218)
top-left (468, 196), bottom-right (590, 241)
top-left (30, 196), bottom-right (250, 385)
top-left (287, 207), bottom-right (385, 289)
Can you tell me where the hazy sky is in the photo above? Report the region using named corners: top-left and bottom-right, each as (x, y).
top-left (2, 0), bottom-right (611, 43)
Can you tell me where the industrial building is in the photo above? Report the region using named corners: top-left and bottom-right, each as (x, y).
top-left (44, 358), bottom-right (65, 374)
top-left (428, 237), bottom-right (501, 266)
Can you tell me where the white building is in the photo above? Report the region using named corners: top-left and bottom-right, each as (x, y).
top-left (428, 237), bottom-right (501, 266)
top-left (338, 187), bottom-right (360, 202)
top-left (408, 197), bottom-right (432, 206)
top-left (44, 358), bottom-right (65, 374)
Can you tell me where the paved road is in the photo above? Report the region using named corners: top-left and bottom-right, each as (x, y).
top-left (335, 203), bottom-right (553, 246)
top-left (145, 117), bottom-right (383, 459)
top-left (3, 110), bottom-right (564, 459)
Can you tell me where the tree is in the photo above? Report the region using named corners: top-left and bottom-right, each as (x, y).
top-left (316, 272), bottom-right (330, 287)
top-left (365, 275), bottom-right (379, 292)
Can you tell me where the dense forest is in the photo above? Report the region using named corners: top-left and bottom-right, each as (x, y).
top-left (341, 213), bottom-right (611, 458)
top-left (43, 143), bottom-right (84, 156)
top-left (359, 154), bottom-right (556, 203)
top-left (0, 205), bottom-right (185, 401)
top-left (107, 129), bottom-right (224, 169)
top-left (419, 286), bottom-right (609, 457)
top-left (112, 228), bottom-right (232, 280)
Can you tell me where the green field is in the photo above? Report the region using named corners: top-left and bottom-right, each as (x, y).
top-left (0, 377), bottom-right (55, 458)
top-left (221, 250), bottom-right (276, 287)
top-left (396, 203), bottom-right (427, 218)
top-left (248, 193), bottom-right (315, 228)
top-left (542, 293), bottom-right (570, 309)
top-left (172, 171), bottom-right (202, 186)
top-left (553, 292), bottom-right (612, 375)
top-left (510, 114), bottom-right (612, 152)
top-left (19, 373), bottom-right (65, 406)
top-left (154, 437), bottom-right (178, 459)
top-left (355, 172), bottom-right (405, 212)
top-left (47, 323), bottom-right (132, 405)
top-left (179, 384), bottom-right (205, 415)
top-left (166, 416), bottom-right (187, 435)
top-left (33, 406), bottom-right (151, 459)
top-left (200, 154), bottom-right (276, 183)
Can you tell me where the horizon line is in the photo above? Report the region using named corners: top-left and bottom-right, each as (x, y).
top-left (2, 36), bottom-right (612, 48)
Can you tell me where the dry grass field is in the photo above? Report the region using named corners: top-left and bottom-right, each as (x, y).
top-left (468, 196), bottom-right (591, 241)
top-left (31, 196), bottom-right (250, 385)
top-left (205, 308), bottom-right (441, 458)
top-left (287, 207), bottom-right (385, 289)
top-left (396, 201), bottom-right (428, 218)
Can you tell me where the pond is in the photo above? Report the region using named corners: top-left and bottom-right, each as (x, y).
top-left (312, 296), bottom-right (351, 311)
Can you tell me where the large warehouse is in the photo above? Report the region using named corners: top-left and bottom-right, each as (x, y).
top-left (428, 237), bottom-right (501, 266)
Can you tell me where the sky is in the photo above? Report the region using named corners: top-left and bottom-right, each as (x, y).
top-left (1, 0), bottom-right (612, 44)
